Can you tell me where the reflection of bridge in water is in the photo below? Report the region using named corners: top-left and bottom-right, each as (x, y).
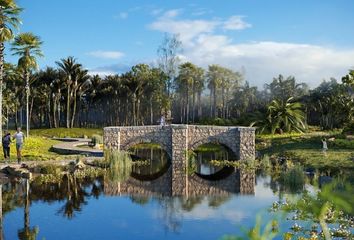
top-left (104, 125), bottom-right (255, 196)
top-left (104, 168), bottom-right (255, 197)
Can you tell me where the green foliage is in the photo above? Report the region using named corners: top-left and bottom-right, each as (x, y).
top-left (194, 143), bottom-right (226, 152)
top-left (272, 181), bottom-right (354, 239)
top-left (30, 128), bottom-right (102, 138)
top-left (91, 134), bottom-right (103, 144)
top-left (259, 133), bottom-right (354, 169)
top-left (280, 165), bottom-right (305, 193)
top-left (38, 164), bottom-right (63, 175)
top-left (6, 136), bottom-right (65, 161)
top-left (210, 158), bottom-right (258, 171)
top-left (222, 215), bottom-right (278, 240)
top-left (342, 121), bottom-right (354, 134)
top-left (254, 97), bottom-right (306, 134)
top-left (104, 149), bottom-right (132, 182)
top-left (187, 149), bottom-right (197, 175)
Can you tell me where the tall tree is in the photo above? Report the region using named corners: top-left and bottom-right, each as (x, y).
top-left (11, 32), bottom-right (43, 137)
top-left (157, 33), bottom-right (182, 113)
top-left (0, 0), bottom-right (21, 140)
top-left (56, 57), bottom-right (81, 128)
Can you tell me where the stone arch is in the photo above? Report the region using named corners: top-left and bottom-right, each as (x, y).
top-left (122, 139), bottom-right (172, 160)
top-left (189, 138), bottom-right (238, 157)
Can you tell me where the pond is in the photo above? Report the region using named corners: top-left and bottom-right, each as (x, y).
top-left (1, 144), bottom-right (353, 239)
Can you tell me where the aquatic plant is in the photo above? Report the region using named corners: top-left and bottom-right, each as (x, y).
top-left (104, 149), bottom-right (132, 182)
top-left (279, 164), bottom-right (305, 193)
top-left (91, 134), bottom-right (103, 145)
top-left (187, 150), bottom-right (197, 175)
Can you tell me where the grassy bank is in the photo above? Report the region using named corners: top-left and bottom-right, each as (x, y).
top-left (31, 128), bottom-right (102, 138)
top-left (258, 131), bottom-right (354, 169)
top-left (2, 128), bottom-right (103, 162)
top-left (5, 136), bottom-right (62, 161)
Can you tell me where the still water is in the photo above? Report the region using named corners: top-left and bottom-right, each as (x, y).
top-left (0, 145), bottom-right (348, 239)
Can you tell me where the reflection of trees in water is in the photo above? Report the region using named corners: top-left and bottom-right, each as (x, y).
top-left (155, 197), bottom-right (183, 233)
top-left (18, 180), bottom-right (39, 240)
top-left (30, 175), bottom-right (105, 219)
top-left (194, 145), bottom-right (236, 175)
top-left (131, 147), bottom-right (170, 176)
top-left (153, 195), bottom-right (233, 234)
top-left (129, 195), bottom-right (150, 205)
top-left (207, 195), bottom-right (231, 208)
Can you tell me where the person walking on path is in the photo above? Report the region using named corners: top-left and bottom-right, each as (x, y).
top-left (2, 131), bottom-right (11, 162)
top-left (13, 127), bottom-right (25, 164)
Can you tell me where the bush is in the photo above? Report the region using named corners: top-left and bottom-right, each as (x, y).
top-left (280, 165), bottom-right (305, 193)
top-left (342, 121), bottom-right (354, 134)
top-left (39, 164), bottom-right (63, 175)
top-left (104, 149), bottom-right (132, 182)
top-left (91, 134), bottom-right (103, 145)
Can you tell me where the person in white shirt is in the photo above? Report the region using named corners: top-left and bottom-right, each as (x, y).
top-left (159, 115), bottom-right (165, 126)
top-left (322, 138), bottom-right (328, 152)
top-left (13, 127), bottom-right (25, 163)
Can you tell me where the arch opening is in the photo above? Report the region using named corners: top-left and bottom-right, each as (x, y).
top-left (128, 143), bottom-right (171, 181)
top-left (190, 143), bottom-right (237, 180)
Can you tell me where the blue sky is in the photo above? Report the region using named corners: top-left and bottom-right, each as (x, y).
top-left (6, 0), bottom-right (354, 87)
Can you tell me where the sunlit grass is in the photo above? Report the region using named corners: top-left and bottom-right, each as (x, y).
top-left (30, 128), bottom-right (102, 138)
top-left (5, 136), bottom-right (63, 161)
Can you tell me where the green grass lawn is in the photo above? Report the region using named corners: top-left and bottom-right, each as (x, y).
top-left (3, 136), bottom-right (62, 162)
top-left (258, 132), bottom-right (354, 169)
top-left (0, 128), bottom-right (103, 162)
top-left (30, 127), bottom-right (103, 138)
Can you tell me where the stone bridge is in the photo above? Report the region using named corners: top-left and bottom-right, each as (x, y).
top-left (104, 125), bottom-right (255, 196)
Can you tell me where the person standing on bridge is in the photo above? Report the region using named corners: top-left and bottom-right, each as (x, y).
top-left (13, 127), bottom-right (25, 164)
top-left (159, 115), bottom-right (166, 126)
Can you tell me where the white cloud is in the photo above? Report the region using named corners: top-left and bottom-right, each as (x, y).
top-left (223, 15), bottom-right (251, 30)
top-left (87, 51), bottom-right (125, 59)
top-left (160, 9), bottom-right (182, 19)
top-left (119, 12), bottom-right (128, 19)
top-left (88, 70), bottom-right (117, 76)
top-left (148, 11), bottom-right (251, 45)
top-left (182, 38), bottom-right (354, 87)
top-left (149, 10), bottom-right (354, 87)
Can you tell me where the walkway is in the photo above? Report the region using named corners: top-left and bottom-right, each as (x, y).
top-left (51, 138), bottom-right (103, 157)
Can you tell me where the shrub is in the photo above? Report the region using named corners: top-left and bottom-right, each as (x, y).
top-left (104, 149), bottom-right (132, 182)
top-left (39, 164), bottom-right (63, 175)
top-left (91, 134), bottom-right (103, 145)
top-left (280, 165), bottom-right (305, 193)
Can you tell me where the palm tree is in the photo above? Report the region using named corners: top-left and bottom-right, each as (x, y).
top-left (267, 97), bottom-right (306, 134)
top-left (11, 32), bottom-right (43, 137)
top-left (0, 0), bottom-right (21, 140)
top-left (56, 57), bottom-right (81, 128)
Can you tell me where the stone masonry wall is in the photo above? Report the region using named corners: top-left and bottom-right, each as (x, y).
top-left (103, 125), bottom-right (255, 196)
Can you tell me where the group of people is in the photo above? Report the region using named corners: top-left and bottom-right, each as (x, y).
top-left (2, 127), bottom-right (25, 163)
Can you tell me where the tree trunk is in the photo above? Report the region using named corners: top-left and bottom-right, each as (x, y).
top-left (29, 96), bottom-right (34, 128)
top-left (48, 96), bottom-right (52, 128)
top-left (209, 88), bottom-right (213, 118)
top-left (213, 87), bottom-right (217, 118)
top-left (192, 82), bottom-right (195, 123)
top-left (25, 70), bottom-right (30, 137)
top-left (186, 89), bottom-right (189, 124)
top-left (66, 85), bottom-right (71, 128)
top-left (0, 43), bottom-right (3, 143)
top-left (197, 92), bottom-right (202, 120)
top-left (71, 90), bottom-right (77, 128)
top-left (150, 97), bottom-right (153, 125)
top-left (221, 84), bottom-right (225, 118)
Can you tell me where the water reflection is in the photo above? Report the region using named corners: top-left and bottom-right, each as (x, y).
top-left (130, 146), bottom-right (171, 181)
top-left (193, 144), bottom-right (236, 176)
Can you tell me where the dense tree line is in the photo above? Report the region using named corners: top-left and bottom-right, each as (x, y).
top-left (0, 1), bottom-right (353, 135)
